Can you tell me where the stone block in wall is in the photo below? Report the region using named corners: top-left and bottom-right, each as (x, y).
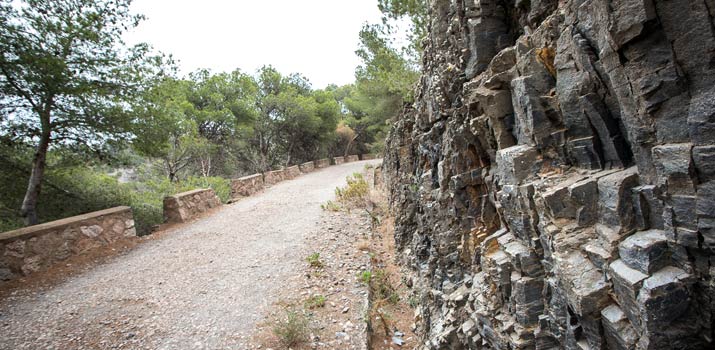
top-left (631, 185), bottom-right (665, 230)
top-left (299, 161), bottom-right (315, 173)
top-left (652, 143), bottom-right (695, 195)
top-left (361, 154), bottom-right (377, 160)
top-left (284, 165), bottom-right (301, 180)
top-left (608, 0), bottom-right (657, 49)
top-left (637, 266), bottom-right (692, 327)
top-left (511, 275), bottom-right (544, 327)
top-left (230, 174), bottom-right (263, 198)
top-left (598, 167), bottom-right (640, 234)
top-left (263, 169), bottom-right (285, 186)
top-left (0, 206), bottom-right (136, 281)
top-left (315, 158), bottom-right (330, 168)
top-left (345, 155), bottom-right (359, 162)
top-left (163, 188), bottom-right (221, 224)
top-left (618, 229), bottom-right (670, 274)
top-left (601, 304), bottom-right (639, 350)
top-left (540, 174), bottom-right (598, 227)
top-left (333, 156), bottom-right (345, 165)
top-left (609, 259), bottom-right (649, 330)
top-left (496, 145), bottom-right (538, 185)
top-left (555, 252), bottom-right (611, 316)
top-left (692, 145), bottom-right (715, 182)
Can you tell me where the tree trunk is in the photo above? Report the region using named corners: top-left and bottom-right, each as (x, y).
top-left (344, 135), bottom-right (358, 157)
top-left (20, 113), bottom-right (51, 226)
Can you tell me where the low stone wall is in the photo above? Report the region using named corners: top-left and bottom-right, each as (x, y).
top-left (299, 161), bottom-right (315, 173)
top-left (334, 156), bottom-right (345, 165)
top-left (230, 174), bottom-right (264, 198)
top-left (163, 189), bottom-right (221, 224)
top-left (285, 165), bottom-right (301, 179)
top-left (263, 169), bottom-right (285, 186)
top-left (315, 158), bottom-right (330, 168)
top-left (345, 155), bottom-right (359, 162)
top-left (0, 206), bottom-right (136, 281)
top-left (361, 154), bottom-right (377, 160)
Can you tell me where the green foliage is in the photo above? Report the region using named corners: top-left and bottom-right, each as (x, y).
top-left (306, 252), bottom-right (323, 268)
top-left (320, 200), bottom-right (341, 212)
top-left (337, 19), bottom-right (421, 156)
top-left (0, 147), bottom-right (230, 235)
top-left (272, 308), bottom-right (311, 347)
top-left (374, 269), bottom-right (400, 304)
top-left (335, 173), bottom-right (369, 204)
top-left (358, 270), bottom-right (373, 285)
top-left (304, 295), bottom-right (326, 309)
top-left (377, 0), bottom-right (428, 56)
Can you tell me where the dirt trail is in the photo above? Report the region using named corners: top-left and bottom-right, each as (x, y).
top-left (0, 160), bottom-right (380, 350)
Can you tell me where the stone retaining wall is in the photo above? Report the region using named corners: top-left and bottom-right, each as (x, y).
top-left (263, 169), bottom-right (286, 186)
top-left (299, 161), bottom-right (315, 173)
top-left (345, 155), bottom-right (359, 162)
top-left (230, 174), bottom-right (264, 198)
top-left (285, 165), bottom-right (301, 179)
top-left (333, 156), bottom-right (345, 165)
top-left (163, 189), bottom-right (221, 224)
top-left (315, 158), bottom-right (330, 168)
top-left (0, 206), bottom-right (136, 281)
top-left (361, 154), bottom-right (377, 160)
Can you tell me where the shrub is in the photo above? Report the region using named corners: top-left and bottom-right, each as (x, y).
top-left (320, 200), bottom-right (341, 211)
top-left (272, 308), bottom-right (311, 347)
top-left (335, 172), bottom-right (369, 204)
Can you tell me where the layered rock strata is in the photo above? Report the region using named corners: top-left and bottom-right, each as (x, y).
top-left (384, 1), bottom-right (715, 349)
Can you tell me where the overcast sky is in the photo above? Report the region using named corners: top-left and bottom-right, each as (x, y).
top-left (123, 0), bottom-right (384, 88)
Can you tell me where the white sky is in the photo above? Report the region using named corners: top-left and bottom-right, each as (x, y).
top-left (123, 0), bottom-right (384, 89)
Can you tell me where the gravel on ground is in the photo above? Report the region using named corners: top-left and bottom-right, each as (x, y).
top-left (0, 160), bottom-right (380, 350)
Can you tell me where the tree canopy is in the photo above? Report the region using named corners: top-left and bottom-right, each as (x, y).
top-left (0, 0), bottom-right (160, 224)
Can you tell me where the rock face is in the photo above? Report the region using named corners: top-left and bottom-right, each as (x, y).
top-left (383, 1), bottom-right (715, 349)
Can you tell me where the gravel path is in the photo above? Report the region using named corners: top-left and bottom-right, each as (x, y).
top-left (0, 160), bottom-right (380, 350)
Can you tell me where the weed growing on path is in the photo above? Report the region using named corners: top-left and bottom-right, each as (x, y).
top-left (304, 295), bottom-right (326, 309)
top-left (320, 200), bottom-right (341, 211)
top-left (272, 308), bottom-right (311, 347)
top-left (306, 252), bottom-right (324, 268)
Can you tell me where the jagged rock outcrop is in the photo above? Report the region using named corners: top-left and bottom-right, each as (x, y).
top-left (383, 1), bottom-right (715, 349)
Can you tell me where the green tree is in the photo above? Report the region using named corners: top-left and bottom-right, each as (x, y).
top-left (377, 0), bottom-right (427, 58)
top-left (341, 23), bottom-right (420, 155)
top-left (0, 0), bottom-right (156, 225)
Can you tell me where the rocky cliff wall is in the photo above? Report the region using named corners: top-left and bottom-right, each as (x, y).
top-left (383, 1), bottom-right (715, 349)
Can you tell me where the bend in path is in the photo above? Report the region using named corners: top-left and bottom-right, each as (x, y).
top-left (0, 160), bottom-right (380, 350)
